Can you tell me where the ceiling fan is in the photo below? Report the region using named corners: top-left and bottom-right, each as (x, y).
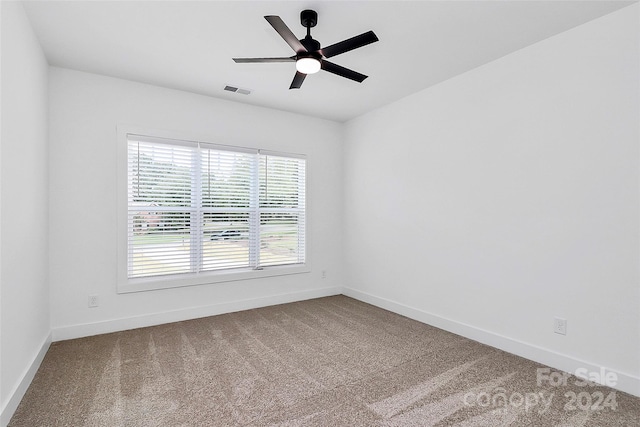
top-left (233, 10), bottom-right (379, 89)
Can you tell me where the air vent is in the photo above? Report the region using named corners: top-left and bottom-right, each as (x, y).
top-left (224, 85), bottom-right (251, 95)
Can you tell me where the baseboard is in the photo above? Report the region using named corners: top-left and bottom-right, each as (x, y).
top-left (52, 286), bottom-right (342, 342)
top-left (342, 287), bottom-right (640, 398)
top-left (0, 332), bottom-right (52, 427)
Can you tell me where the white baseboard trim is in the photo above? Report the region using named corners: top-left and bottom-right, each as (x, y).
top-left (52, 286), bottom-right (342, 342)
top-left (342, 287), bottom-right (640, 398)
top-left (1, 332), bottom-right (52, 427)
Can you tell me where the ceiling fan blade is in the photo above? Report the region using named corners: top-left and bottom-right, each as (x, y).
top-left (321, 60), bottom-right (368, 83)
top-left (233, 57), bottom-right (296, 63)
top-left (264, 15), bottom-right (307, 53)
top-left (289, 71), bottom-right (307, 89)
top-left (320, 30), bottom-right (379, 58)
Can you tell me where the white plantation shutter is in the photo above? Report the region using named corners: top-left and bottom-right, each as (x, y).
top-left (126, 135), bottom-right (305, 280)
top-left (128, 138), bottom-right (195, 278)
top-left (200, 146), bottom-right (254, 272)
top-left (259, 154), bottom-right (306, 267)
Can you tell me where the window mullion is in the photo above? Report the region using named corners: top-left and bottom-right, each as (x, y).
top-left (249, 153), bottom-right (260, 269)
top-left (298, 159), bottom-right (306, 263)
top-left (191, 146), bottom-right (202, 273)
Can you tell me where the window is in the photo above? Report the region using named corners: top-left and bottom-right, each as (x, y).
top-left (119, 131), bottom-right (307, 292)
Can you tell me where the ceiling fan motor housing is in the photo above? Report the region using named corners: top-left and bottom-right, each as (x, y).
top-left (300, 37), bottom-right (320, 54)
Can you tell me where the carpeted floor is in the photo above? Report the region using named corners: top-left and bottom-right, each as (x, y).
top-left (8, 295), bottom-right (640, 426)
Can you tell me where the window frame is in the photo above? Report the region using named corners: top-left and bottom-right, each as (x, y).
top-left (117, 125), bottom-right (310, 294)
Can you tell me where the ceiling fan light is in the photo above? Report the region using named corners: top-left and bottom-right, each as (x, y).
top-left (296, 57), bottom-right (321, 74)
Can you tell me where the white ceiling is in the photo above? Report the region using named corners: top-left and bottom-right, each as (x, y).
top-left (23, 1), bottom-right (633, 122)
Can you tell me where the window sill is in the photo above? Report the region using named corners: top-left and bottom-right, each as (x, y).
top-left (117, 264), bottom-right (311, 294)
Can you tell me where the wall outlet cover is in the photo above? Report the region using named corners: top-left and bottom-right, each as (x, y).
top-left (554, 317), bottom-right (567, 335)
top-left (88, 295), bottom-right (99, 308)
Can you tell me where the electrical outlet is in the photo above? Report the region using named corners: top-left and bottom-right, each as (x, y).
top-left (321, 270), bottom-right (327, 279)
top-left (554, 317), bottom-right (567, 335)
top-left (88, 295), bottom-right (99, 308)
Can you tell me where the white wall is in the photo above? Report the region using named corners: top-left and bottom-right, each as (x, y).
top-left (48, 67), bottom-right (344, 339)
top-left (0, 1), bottom-right (51, 424)
top-left (344, 5), bottom-right (640, 395)
top-left (4, 2), bottom-right (639, 420)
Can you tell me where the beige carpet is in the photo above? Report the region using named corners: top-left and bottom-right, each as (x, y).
top-left (8, 296), bottom-right (640, 426)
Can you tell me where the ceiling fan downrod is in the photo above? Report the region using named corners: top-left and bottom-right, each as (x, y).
top-left (300, 10), bottom-right (319, 52)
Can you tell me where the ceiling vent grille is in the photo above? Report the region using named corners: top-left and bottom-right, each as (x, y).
top-left (224, 85), bottom-right (252, 95)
